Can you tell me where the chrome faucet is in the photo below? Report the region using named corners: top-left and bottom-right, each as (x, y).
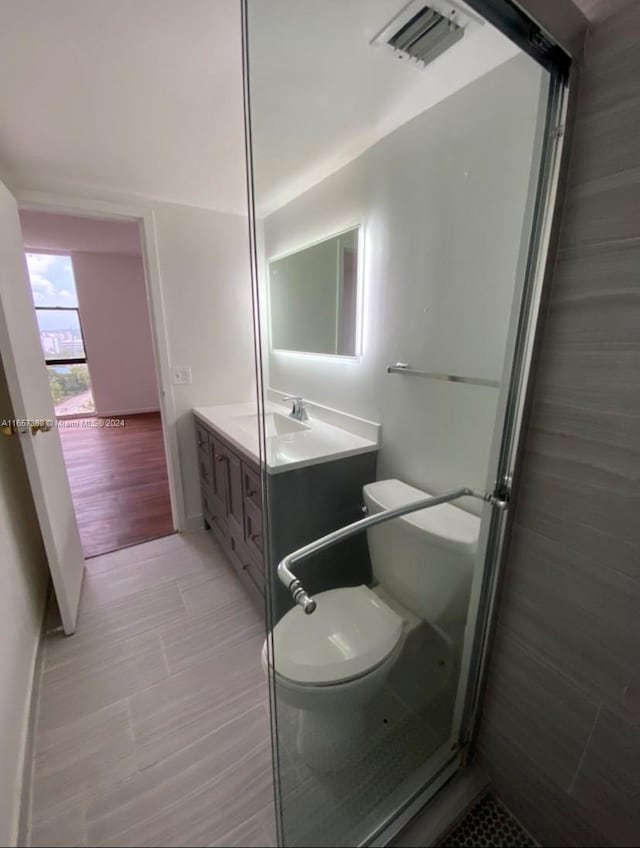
top-left (283, 395), bottom-right (309, 422)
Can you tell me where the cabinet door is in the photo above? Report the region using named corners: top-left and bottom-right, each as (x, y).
top-left (210, 438), bottom-right (227, 512)
top-left (225, 449), bottom-right (245, 541)
top-left (198, 452), bottom-right (213, 493)
top-left (244, 496), bottom-right (264, 564)
top-left (195, 423), bottom-right (209, 457)
top-left (210, 437), bottom-right (228, 537)
top-left (229, 534), bottom-right (265, 605)
top-left (242, 464), bottom-right (262, 509)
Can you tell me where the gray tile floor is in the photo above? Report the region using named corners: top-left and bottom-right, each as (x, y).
top-left (26, 531), bottom-right (275, 848)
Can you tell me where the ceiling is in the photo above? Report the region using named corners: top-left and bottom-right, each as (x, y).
top-left (0, 0), bottom-right (247, 214)
top-left (0, 0), bottom-right (517, 219)
top-left (247, 0), bottom-right (518, 214)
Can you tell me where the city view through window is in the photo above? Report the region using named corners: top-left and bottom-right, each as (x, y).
top-left (25, 253), bottom-right (95, 416)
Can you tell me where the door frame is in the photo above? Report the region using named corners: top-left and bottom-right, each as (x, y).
top-left (15, 189), bottom-right (185, 533)
top-left (452, 67), bottom-right (571, 747)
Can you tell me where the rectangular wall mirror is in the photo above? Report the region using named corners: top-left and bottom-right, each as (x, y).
top-left (268, 225), bottom-right (361, 357)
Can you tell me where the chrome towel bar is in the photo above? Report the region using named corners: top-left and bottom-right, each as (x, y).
top-left (277, 485), bottom-right (509, 615)
top-left (387, 362), bottom-right (499, 388)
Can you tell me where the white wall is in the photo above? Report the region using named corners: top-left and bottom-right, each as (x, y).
top-left (19, 210), bottom-right (142, 255)
top-left (72, 251), bottom-right (160, 416)
top-left (263, 55), bottom-right (545, 506)
top-left (151, 201), bottom-right (256, 524)
top-left (0, 356), bottom-right (48, 846)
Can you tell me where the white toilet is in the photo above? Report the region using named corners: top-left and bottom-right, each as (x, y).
top-left (262, 478), bottom-right (480, 771)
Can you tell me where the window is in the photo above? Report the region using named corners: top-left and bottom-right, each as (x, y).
top-left (26, 252), bottom-right (95, 416)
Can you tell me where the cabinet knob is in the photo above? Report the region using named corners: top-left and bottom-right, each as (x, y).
top-left (247, 489), bottom-right (257, 497)
top-left (250, 532), bottom-right (261, 542)
top-left (216, 454), bottom-right (224, 461)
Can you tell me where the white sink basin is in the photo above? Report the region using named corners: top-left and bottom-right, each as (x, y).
top-left (194, 401), bottom-right (380, 475)
top-left (234, 412), bottom-right (310, 439)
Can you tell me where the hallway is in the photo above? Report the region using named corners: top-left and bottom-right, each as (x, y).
top-left (25, 532), bottom-right (273, 847)
top-left (59, 413), bottom-right (174, 558)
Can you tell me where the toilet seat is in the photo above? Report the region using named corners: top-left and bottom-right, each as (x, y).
top-left (267, 585), bottom-right (403, 686)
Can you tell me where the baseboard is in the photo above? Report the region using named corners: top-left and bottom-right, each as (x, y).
top-left (16, 586), bottom-right (50, 847)
top-left (94, 406), bottom-right (161, 418)
top-left (184, 513), bottom-right (205, 533)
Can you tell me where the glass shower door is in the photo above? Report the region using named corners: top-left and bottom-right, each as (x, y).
top-left (243, 1), bottom-right (569, 844)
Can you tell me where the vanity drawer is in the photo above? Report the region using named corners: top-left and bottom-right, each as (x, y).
top-left (210, 437), bottom-right (229, 516)
top-left (202, 486), bottom-right (228, 541)
top-left (244, 496), bottom-right (264, 561)
top-left (229, 534), bottom-right (265, 604)
top-left (242, 464), bottom-right (262, 509)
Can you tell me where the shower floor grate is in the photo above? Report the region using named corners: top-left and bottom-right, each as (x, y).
top-left (440, 792), bottom-right (536, 847)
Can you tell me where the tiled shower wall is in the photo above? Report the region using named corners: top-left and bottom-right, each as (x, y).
top-left (476, 2), bottom-right (640, 846)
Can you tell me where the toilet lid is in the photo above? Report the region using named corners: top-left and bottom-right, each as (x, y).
top-left (270, 585), bottom-right (403, 685)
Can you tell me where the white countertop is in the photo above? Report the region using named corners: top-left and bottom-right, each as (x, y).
top-left (193, 401), bottom-right (379, 475)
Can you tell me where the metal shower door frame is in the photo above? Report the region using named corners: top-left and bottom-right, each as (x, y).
top-left (369, 25), bottom-right (575, 848)
top-left (454, 69), bottom-right (572, 758)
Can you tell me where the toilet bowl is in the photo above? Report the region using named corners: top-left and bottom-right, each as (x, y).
top-left (262, 584), bottom-right (406, 771)
top-left (263, 479), bottom-right (480, 772)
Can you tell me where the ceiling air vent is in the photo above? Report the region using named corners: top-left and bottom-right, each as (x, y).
top-left (371, 0), bottom-right (483, 69)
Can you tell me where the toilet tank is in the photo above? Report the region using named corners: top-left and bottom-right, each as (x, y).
top-left (363, 479), bottom-right (480, 626)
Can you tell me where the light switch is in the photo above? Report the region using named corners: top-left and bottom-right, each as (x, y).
top-left (172, 366), bottom-right (192, 385)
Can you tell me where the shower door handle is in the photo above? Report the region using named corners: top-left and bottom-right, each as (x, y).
top-left (277, 483), bottom-right (510, 615)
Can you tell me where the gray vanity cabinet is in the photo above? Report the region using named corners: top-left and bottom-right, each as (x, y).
top-left (210, 438), bottom-right (230, 532)
top-left (243, 497), bottom-right (264, 564)
top-left (222, 446), bottom-right (245, 541)
top-left (195, 420), bottom-right (266, 607)
top-left (266, 452), bottom-right (377, 621)
top-left (194, 413), bottom-right (377, 619)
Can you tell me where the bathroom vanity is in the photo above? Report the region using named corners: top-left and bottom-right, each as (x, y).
top-left (193, 399), bottom-right (380, 619)
top-left (194, 415), bottom-right (266, 605)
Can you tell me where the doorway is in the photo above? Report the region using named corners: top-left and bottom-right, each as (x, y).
top-left (20, 210), bottom-right (175, 558)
